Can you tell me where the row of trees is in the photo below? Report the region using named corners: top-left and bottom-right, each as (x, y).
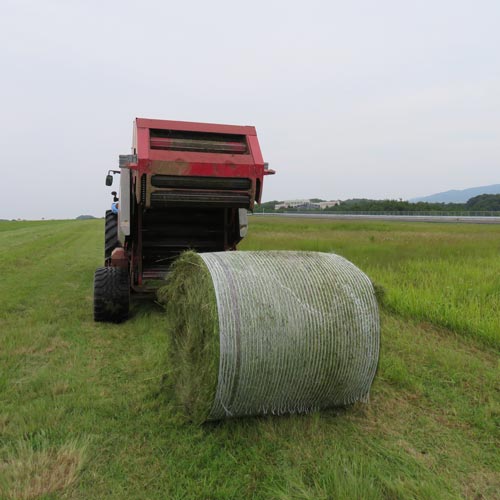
top-left (258, 194), bottom-right (500, 212)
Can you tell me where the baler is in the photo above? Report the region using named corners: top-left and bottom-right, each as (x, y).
top-left (94, 118), bottom-right (380, 421)
top-left (94, 118), bottom-right (274, 321)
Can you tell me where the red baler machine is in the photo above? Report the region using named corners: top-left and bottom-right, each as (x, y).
top-left (94, 118), bottom-right (274, 322)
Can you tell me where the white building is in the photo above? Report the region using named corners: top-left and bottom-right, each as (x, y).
top-left (275, 199), bottom-right (342, 210)
top-left (318, 201), bottom-right (341, 209)
top-left (275, 199), bottom-right (313, 210)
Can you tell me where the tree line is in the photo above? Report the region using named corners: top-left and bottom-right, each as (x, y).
top-left (258, 194), bottom-right (500, 212)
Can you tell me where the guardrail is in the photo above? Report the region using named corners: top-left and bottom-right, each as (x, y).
top-left (255, 210), bottom-right (500, 217)
top-left (251, 212), bottom-right (500, 224)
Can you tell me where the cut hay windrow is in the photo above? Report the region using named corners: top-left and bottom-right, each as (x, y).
top-left (158, 251), bottom-right (380, 423)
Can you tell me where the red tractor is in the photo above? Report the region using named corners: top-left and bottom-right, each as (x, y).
top-left (94, 118), bottom-right (274, 322)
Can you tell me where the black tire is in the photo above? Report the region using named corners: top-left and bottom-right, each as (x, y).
top-left (93, 267), bottom-right (130, 322)
top-left (105, 210), bottom-right (118, 260)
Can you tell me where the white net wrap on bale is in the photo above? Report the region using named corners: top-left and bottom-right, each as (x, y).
top-left (199, 251), bottom-right (380, 420)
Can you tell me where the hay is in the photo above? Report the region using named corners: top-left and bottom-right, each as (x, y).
top-left (158, 251), bottom-right (380, 423)
top-left (157, 251), bottom-right (219, 424)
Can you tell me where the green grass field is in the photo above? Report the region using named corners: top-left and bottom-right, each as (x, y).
top-left (0, 217), bottom-right (498, 499)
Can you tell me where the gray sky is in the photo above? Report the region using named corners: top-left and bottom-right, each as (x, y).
top-left (1, 0), bottom-right (499, 219)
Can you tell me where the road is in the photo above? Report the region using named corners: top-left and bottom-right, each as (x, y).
top-left (253, 213), bottom-right (500, 224)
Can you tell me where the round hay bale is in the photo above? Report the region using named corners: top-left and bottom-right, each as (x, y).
top-left (158, 250), bottom-right (380, 423)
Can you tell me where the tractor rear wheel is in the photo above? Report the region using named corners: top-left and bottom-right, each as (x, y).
top-left (93, 267), bottom-right (130, 322)
top-left (105, 210), bottom-right (118, 260)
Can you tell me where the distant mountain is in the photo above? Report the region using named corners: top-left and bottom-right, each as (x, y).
top-left (410, 184), bottom-right (500, 203)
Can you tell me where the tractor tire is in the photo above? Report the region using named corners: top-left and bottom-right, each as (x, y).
top-left (93, 267), bottom-right (130, 322)
top-left (105, 210), bottom-right (118, 260)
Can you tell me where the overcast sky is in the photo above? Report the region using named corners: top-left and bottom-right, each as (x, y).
top-left (1, 0), bottom-right (499, 219)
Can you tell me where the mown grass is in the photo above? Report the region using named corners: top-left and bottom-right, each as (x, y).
top-left (0, 218), bottom-right (498, 499)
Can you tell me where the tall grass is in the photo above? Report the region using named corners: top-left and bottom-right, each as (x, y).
top-left (241, 217), bottom-right (500, 348)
